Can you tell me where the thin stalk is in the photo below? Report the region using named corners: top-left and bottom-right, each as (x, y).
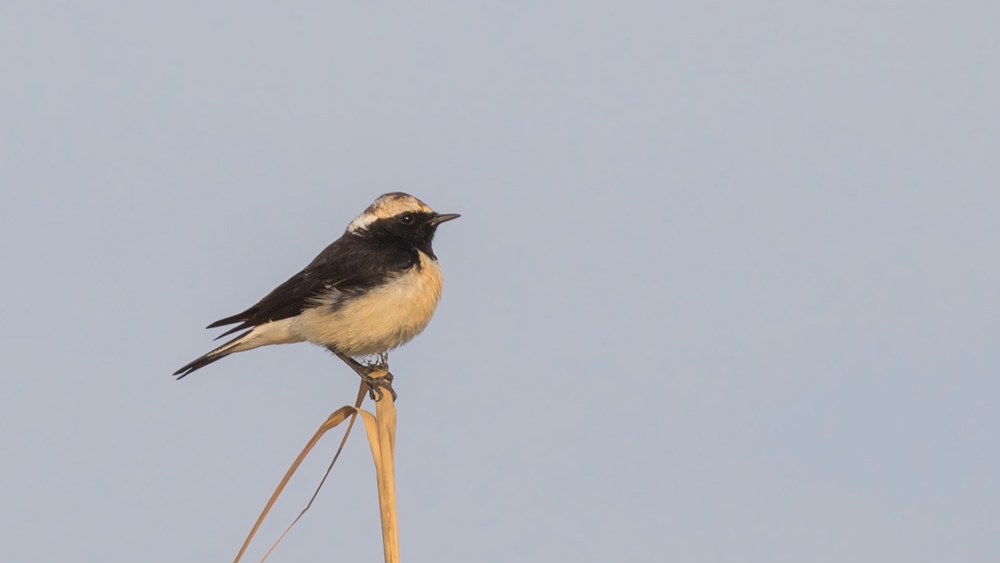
top-left (370, 368), bottom-right (399, 563)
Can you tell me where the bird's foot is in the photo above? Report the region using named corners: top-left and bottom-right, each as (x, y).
top-left (330, 348), bottom-right (397, 402)
top-left (360, 369), bottom-right (396, 402)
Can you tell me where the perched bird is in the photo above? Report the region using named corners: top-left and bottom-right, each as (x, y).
top-left (174, 192), bottom-right (459, 399)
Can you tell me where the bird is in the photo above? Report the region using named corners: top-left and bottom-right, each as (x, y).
top-left (174, 192), bottom-right (459, 400)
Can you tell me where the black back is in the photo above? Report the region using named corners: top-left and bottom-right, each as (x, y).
top-left (207, 211), bottom-right (442, 336)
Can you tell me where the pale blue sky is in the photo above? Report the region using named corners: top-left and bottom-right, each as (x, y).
top-left (1, 2), bottom-right (998, 561)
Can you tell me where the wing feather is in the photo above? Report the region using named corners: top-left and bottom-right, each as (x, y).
top-left (205, 235), bottom-right (417, 335)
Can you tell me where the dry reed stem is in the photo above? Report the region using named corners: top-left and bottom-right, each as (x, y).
top-left (371, 368), bottom-right (399, 563)
top-left (232, 370), bottom-right (399, 563)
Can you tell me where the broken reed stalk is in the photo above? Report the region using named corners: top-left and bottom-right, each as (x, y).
top-left (232, 368), bottom-right (399, 563)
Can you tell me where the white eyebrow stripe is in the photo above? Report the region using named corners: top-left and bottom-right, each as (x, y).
top-left (347, 213), bottom-right (379, 233)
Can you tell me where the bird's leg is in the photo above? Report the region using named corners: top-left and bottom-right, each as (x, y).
top-left (329, 349), bottom-right (397, 402)
top-left (335, 351), bottom-right (387, 401)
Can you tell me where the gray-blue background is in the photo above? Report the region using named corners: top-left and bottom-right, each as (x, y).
top-left (2, 2), bottom-right (997, 561)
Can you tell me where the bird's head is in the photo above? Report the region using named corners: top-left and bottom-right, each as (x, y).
top-left (347, 192), bottom-right (460, 256)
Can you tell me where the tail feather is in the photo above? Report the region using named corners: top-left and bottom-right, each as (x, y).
top-left (205, 307), bottom-right (257, 329)
top-left (174, 330), bottom-right (252, 379)
top-left (213, 322), bottom-right (253, 341)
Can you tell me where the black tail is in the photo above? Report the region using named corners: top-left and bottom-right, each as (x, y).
top-left (173, 353), bottom-right (227, 379)
top-left (206, 309), bottom-right (253, 329)
top-left (173, 331), bottom-right (250, 379)
top-left (206, 308), bottom-right (258, 341)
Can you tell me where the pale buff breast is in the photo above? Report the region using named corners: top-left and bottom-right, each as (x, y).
top-left (293, 251), bottom-right (444, 356)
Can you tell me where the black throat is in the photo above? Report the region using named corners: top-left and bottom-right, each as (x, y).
top-left (360, 212), bottom-right (439, 261)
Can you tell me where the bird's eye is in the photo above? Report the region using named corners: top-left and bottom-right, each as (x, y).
top-left (400, 214), bottom-right (415, 225)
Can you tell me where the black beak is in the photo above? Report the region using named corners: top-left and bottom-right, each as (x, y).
top-left (429, 213), bottom-right (461, 226)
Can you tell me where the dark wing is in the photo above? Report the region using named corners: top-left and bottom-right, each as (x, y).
top-left (207, 235), bottom-right (417, 338)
